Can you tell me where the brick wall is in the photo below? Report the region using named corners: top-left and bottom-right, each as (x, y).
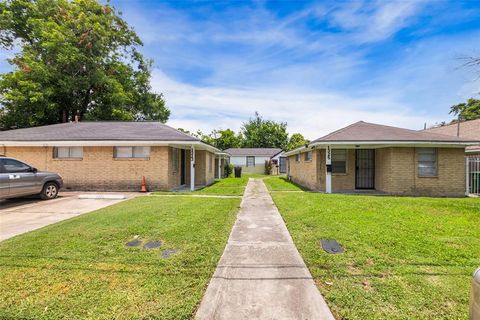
top-left (3, 146), bottom-right (216, 191)
top-left (288, 150), bottom-right (320, 190)
top-left (332, 149), bottom-right (355, 192)
top-left (194, 150), bottom-right (215, 186)
top-left (375, 148), bottom-right (390, 192)
top-left (379, 147), bottom-right (466, 197)
top-left (287, 146), bottom-right (466, 197)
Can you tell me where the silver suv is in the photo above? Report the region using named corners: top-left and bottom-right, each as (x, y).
top-left (0, 157), bottom-right (63, 200)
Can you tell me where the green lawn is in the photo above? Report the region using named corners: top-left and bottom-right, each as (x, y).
top-left (155, 174), bottom-right (267, 196)
top-left (0, 196), bottom-right (240, 319)
top-left (271, 192), bottom-right (480, 320)
top-left (263, 175), bottom-right (305, 191)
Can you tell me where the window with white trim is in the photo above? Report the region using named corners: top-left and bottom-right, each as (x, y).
top-left (332, 149), bottom-right (347, 174)
top-left (114, 146), bottom-right (150, 159)
top-left (209, 153), bottom-right (213, 172)
top-left (304, 151), bottom-right (312, 161)
top-left (53, 146), bottom-right (83, 159)
top-left (417, 148), bottom-right (437, 177)
top-left (295, 154), bottom-right (300, 162)
top-left (246, 156), bottom-right (255, 167)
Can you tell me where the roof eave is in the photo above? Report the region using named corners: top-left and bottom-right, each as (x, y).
top-left (0, 140), bottom-right (221, 152)
top-left (309, 140), bottom-right (478, 146)
top-left (284, 140), bottom-right (477, 156)
top-left (284, 145), bottom-right (311, 156)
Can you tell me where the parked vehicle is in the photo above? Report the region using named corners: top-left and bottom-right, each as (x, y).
top-left (0, 157), bottom-right (63, 200)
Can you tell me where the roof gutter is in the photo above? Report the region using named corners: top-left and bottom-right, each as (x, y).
top-left (0, 140), bottom-right (221, 153)
top-left (284, 140), bottom-right (479, 156)
top-left (283, 144), bottom-right (312, 156)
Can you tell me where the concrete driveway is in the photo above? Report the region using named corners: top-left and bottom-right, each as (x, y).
top-left (0, 192), bottom-right (137, 241)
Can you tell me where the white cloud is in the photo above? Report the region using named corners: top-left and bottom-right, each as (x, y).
top-left (2, 0), bottom-right (475, 140)
top-left (153, 69), bottom-right (436, 139)
top-left (328, 0), bottom-right (429, 42)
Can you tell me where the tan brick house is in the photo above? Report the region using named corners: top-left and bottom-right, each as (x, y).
top-left (285, 121), bottom-right (479, 197)
top-left (0, 121), bottom-right (222, 191)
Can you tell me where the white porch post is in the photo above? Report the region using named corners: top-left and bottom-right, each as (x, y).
top-left (190, 146), bottom-right (195, 191)
top-left (326, 145), bottom-right (332, 193)
top-left (466, 156), bottom-right (469, 196)
top-left (218, 156), bottom-right (222, 179)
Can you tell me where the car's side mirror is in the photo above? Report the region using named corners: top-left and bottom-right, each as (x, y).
top-left (31, 167), bottom-right (38, 173)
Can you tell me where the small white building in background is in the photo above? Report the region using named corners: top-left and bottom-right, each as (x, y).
top-left (224, 148), bottom-right (286, 174)
top-left (271, 151), bottom-right (288, 175)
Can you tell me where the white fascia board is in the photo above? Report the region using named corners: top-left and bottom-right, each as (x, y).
top-left (284, 141), bottom-right (473, 156)
top-left (0, 140), bottom-right (220, 152)
top-left (309, 141), bottom-right (475, 148)
top-left (284, 145), bottom-right (314, 156)
top-left (215, 152), bottom-right (230, 157)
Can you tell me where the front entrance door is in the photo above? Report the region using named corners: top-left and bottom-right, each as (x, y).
top-left (355, 149), bottom-right (375, 189)
top-left (180, 149), bottom-right (186, 185)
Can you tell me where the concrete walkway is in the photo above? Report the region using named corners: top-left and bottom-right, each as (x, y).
top-left (196, 179), bottom-right (334, 320)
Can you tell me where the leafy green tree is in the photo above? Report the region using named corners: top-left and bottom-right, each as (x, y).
top-left (450, 98), bottom-right (480, 121)
top-left (286, 133), bottom-right (309, 151)
top-left (177, 128), bottom-right (215, 145)
top-left (0, 0), bottom-right (169, 129)
top-left (197, 130), bottom-right (215, 145)
top-left (240, 112), bottom-right (288, 149)
top-left (215, 129), bottom-right (242, 150)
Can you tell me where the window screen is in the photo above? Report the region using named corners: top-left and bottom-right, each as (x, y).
top-left (53, 146), bottom-right (83, 159)
top-left (332, 149), bottom-right (347, 174)
top-left (417, 148), bottom-right (437, 177)
top-left (114, 147), bottom-right (150, 158)
top-left (295, 154), bottom-right (300, 162)
top-left (133, 146), bottom-right (150, 158)
top-left (304, 151), bottom-right (312, 161)
top-left (246, 156), bottom-right (255, 167)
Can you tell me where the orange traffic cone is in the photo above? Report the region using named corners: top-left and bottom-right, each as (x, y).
top-left (140, 176), bottom-right (147, 193)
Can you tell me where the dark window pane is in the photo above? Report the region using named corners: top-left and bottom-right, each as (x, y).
top-left (332, 161), bottom-right (346, 174)
top-left (1, 159), bottom-right (31, 173)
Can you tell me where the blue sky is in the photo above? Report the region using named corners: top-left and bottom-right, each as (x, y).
top-left (1, 0), bottom-right (480, 139)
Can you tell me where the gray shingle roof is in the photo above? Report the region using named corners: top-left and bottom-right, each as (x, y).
top-left (311, 121), bottom-right (479, 143)
top-left (0, 122), bottom-right (199, 141)
top-left (225, 148), bottom-right (282, 157)
top-left (423, 119), bottom-right (480, 152)
top-left (423, 119), bottom-right (480, 139)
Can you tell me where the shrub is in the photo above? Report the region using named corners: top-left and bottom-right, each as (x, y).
top-left (224, 163), bottom-right (234, 177)
top-left (264, 160), bottom-right (273, 175)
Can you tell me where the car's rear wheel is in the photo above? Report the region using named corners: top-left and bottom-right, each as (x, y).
top-left (40, 182), bottom-right (59, 200)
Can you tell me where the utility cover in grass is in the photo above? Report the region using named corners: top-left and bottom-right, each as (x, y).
top-left (161, 249), bottom-right (177, 258)
top-left (321, 239), bottom-right (344, 254)
top-left (126, 239), bottom-right (142, 247)
top-left (143, 240), bottom-right (162, 250)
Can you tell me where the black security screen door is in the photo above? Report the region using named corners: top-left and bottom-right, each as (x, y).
top-left (180, 149), bottom-right (186, 185)
top-left (355, 149), bottom-right (375, 189)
